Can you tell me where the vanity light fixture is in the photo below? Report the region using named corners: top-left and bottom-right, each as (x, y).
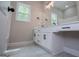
top-left (45, 1), bottom-right (54, 9)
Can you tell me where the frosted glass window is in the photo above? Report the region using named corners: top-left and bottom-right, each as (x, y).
top-left (16, 2), bottom-right (31, 22)
top-left (51, 14), bottom-right (57, 26)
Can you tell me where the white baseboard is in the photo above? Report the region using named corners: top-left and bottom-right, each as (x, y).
top-left (64, 47), bottom-right (79, 57)
top-left (8, 40), bottom-right (34, 48)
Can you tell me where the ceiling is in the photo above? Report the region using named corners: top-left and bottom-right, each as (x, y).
top-left (53, 1), bottom-right (76, 10)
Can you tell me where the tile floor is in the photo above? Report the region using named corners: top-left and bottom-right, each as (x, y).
top-left (4, 44), bottom-right (76, 57)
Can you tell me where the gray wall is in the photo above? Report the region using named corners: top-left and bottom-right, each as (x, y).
top-left (51, 6), bottom-right (78, 25)
top-left (64, 6), bottom-right (77, 19)
top-left (60, 5), bottom-right (78, 25)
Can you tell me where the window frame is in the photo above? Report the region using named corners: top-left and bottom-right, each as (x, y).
top-left (16, 2), bottom-right (31, 22)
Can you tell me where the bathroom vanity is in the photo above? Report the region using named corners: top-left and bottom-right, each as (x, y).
top-left (33, 27), bottom-right (64, 55)
top-left (33, 22), bottom-right (79, 56)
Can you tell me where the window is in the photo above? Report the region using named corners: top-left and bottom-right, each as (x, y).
top-left (51, 13), bottom-right (57, 26)
top-left (16, 2), bottom-right (31, 22)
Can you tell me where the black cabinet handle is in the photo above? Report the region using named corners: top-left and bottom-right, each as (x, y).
top-left (43, 34), bottom-right (46, 40)
top-left (62, 27), bottom-right (70, 29)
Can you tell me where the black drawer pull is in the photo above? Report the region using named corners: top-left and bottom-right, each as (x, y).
top-left (62, 27), bottom-right (70, 29)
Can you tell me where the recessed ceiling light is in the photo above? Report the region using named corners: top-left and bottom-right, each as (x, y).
top-left (65, 5), bottom-right (69, 8)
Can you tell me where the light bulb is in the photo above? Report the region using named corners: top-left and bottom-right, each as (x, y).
top-left (45, 1), bottom-right (54, 9)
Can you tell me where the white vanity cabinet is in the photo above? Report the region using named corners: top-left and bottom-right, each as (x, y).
top-left (40, 32), bottom-right (53, 50)
top-left (41, 32), bottom-right (64, 55)
top-left (33, 28), bottom-right (64, 55)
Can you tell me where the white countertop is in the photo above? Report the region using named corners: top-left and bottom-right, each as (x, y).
top-left (34, 21), bottom-right (79, 32)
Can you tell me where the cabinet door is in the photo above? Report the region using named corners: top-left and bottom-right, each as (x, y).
top-left (41, 32), bottom-right (53, 51)
top-left (34, 32), bottom-right (42, 44)
top-left (41, 32), bottom-right (64, 55)
top-left (0, 2), bottom-right (11, 55)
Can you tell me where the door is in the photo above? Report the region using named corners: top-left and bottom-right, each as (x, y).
top-left (0, 1), bottom-right (11, 55)
top-left (41, 32), bottom-right (53, 51)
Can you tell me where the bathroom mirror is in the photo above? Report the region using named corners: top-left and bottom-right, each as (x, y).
top-left (51, 1), bottom-right (79, 25)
